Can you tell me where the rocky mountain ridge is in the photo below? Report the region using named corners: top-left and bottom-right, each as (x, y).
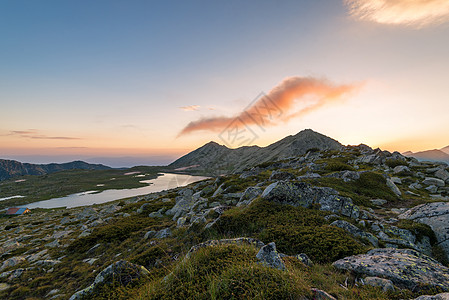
top-left (170, 129), bottom-right (343, 175)
top-left (0, 159), bottom-right (111, 181)
top-left (405, 149), bottom-right (449, 164)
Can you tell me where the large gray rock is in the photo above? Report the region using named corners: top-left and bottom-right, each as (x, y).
top-left (414, 293), bottom-right (449, 300)
top-left (393, 165), bottom-right (412, 175)
top-left (386, 178), bottom-right (402, 197)
top-left (399, 202), bottom-right (449, 258)
top-left (330, 220), bottom-right (378, 247)
top-left (262, 181), bottom-right (359, 218)
top-left (165, 198), bottom-right (195, 220)
top-left (76, 207), bottom-right (97, 219)
top-left (327, 171), bottom-right (360, 182)
top-left (423, 177), bottom-right (445, 187)
top-left (237, 186), bottom-right (263, 207)
top-left (370, 198), bottom-right (387, 206)
top-left (0, 256), bottom-right (25, 272)
top-left (256, 242), bottom-right (285, 270)
top-left (333, 248), bottom-right (449, 291)
top-left (311, 288), bottom-right (336, 300)
top-left (69, 260), bottom-right (150, 300)
top-left (364, 276), bottom-right (395, 292)
top-left (435, 169), bottom-right (449, 182)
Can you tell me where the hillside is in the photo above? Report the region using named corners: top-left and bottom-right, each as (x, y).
top-left (1, 135), bottom-right (449, 299)
top-left (404, 149), bottom-right (449, 163)
top-left (170, 129), bottom-right (342, 175)
top-left (0, 159), bottom-right (111, 181)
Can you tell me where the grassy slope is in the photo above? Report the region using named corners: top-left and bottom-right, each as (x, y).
top-left (0, 166), bottom-right (162, 209)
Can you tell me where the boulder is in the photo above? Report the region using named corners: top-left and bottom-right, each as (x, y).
top-left (327, 171), bottom-right (360, 182)
top-left (144, 230), bottom-right (156, 239)
top-left (330, 220), bottom-right (378, 247)
top-left (154, 228), bottom-right (171, 239)
top-left (237, 186), bottom-right (262, 207)
top-left (294, 253), bottom-right (313, 267)
top-left (333, 248), bottom-right (449, 291)
top-left (262, 181), bottom-right (359, 218)
top-left (0, 268), bottom-right (25, 281)
top-left (423, 177), bottom-right (445, 187)
top-left (364, 276), bottom-right (395, 292)
top-left (137, 203), bottom-right (151, 214)
top-left (386, 178), bottom-right (402, 197)
top-left (76, 207), bottom-right (97, 219)
top-left (435, 169), bottom-right (449, 182)
top-left (165, 198), bottom-right (194, 220)
top-left (256, 242), bottom-right (285, 270)
top-left (311, 288), bottom-right (336, 300)
top-left (393, 165), bottom-right (412, 175)
top-left (100, 204), bottom-right (120, 215)
top-left (413, 293), bottom-right (449, 300)
top-left (0, 256), bottom-right (25, 272)
top-left (370, 199), bottom-right (387, 206)
top-left (390, 177), bottom-right (402, 184)
top-left (399, 202), bottom-right (449, 258)
top-left (69, 260), bottom-right (150, 300)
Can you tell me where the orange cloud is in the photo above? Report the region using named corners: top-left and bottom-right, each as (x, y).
top-left (180, 105), bottom-right (200, 111)
top-left (179, 76), bottom-right (360, 136)
top-left (345, 0), bottom-right (449, 27)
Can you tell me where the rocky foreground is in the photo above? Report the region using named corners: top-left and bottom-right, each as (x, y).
top-left (1, 144), bottom-right (449, 299)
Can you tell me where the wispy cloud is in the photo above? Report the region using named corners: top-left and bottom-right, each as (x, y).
top-left (345, 0), bottom-right (449, 27)
top-left (7, 129), bottom-right (81, 140)
top-left (179, 76), bottom-right (361, 136)
top-left (180, 105), bottom-right (200, 111)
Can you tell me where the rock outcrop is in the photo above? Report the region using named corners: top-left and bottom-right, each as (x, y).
top-left (69, 260), bottom-right (150, 300)
top-left (399, 202), bottom-right (449, 258)
top-left (262, 181), bottom-right (359, 218)
top-left (333, 248), bottom-right (449, 291)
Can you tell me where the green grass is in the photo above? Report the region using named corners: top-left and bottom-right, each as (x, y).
top-left (0, 166), bottom-right (162, 209)
top-left (139, 244), bottom-right (311, 299)
top-left (310, 171), bottom-right (398, 207)
top-left (205, 199), bottom-right (367, 263)
top-left (67, 214), bottom-right (172, 254)
top-left (136, 243), bottom-right (417, 300)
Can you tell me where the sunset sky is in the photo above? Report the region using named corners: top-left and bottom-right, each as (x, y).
top-left (1, 0), bottom-right (449, 166)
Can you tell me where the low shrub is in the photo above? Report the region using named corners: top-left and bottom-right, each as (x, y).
top-left (67, 216), bottom-right (164, 253)
top-left (325, 162), bottom-right (355, 172)
top-left (143, 244), bottom-right (311, 299)
top-left (385, 159), bottom-right (408, 168)
top-left (206, 200), bottom-right (366, 263)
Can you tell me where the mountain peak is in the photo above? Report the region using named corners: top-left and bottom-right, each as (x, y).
top-left (170, 129), bottom-right (342, 175)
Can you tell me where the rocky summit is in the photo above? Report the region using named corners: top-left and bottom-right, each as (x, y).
top-left (169, 128), bottom-right (342, 175)
top-left (1, 130), bottom-right (449, 299)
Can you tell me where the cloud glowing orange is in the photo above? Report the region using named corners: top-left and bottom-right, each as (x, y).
top-left (179, 76), bottom-right (360, 136)
top-left (345, 0), bottom-right (449, 27)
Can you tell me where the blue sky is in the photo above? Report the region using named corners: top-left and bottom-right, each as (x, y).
top-left (1, 0), bottom-right (449, 166)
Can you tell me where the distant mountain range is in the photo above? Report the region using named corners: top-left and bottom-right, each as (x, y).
top-left (404, 148), bottom-right (449, 163)
top-left (169, 129), bottom-right (342, 175)
top-left (0, 159), bottom-right (111, 181)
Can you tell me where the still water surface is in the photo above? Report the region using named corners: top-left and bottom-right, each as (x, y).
top-left (23, 173), bottom-right (209, 209)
